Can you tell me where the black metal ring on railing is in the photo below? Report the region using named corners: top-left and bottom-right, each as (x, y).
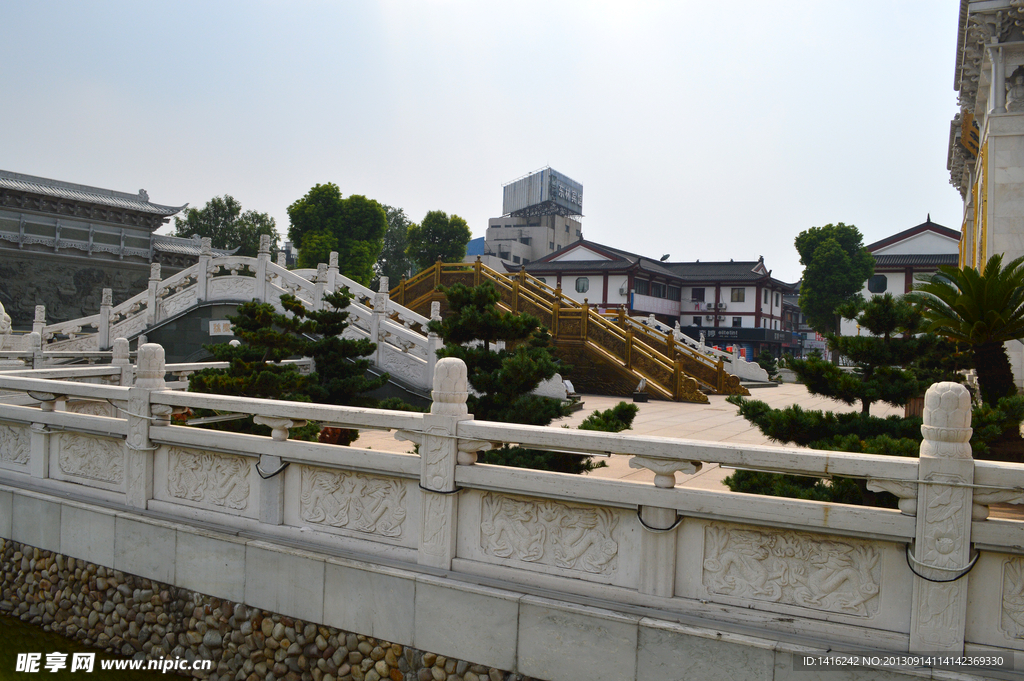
top-left (418, 483), bottom-right (463, 495)
top-left (256, 460), bottom-right (290, 479)
top-left (904, 543), bottom-right (980, 583)
top-left (636, 507), bottom-right (684, 533)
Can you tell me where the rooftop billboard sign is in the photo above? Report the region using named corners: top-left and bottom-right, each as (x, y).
top-left (502, 168), bottom-right (583, 217)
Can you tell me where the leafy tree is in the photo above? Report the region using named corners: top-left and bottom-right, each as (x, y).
top-left (795, 223), bottom-right (874, 336)
top-left (910, 253), bottom-right (1024, 404)
top-left (287, 183), bottom-right (387, 285)
top-left (756, 351), bottom-right (779, 380)
top-left (375, 205), bottom-right (414, 286)
top-left (172, 195), bottom-right (279, 257)
top-left (406, 210), bottom-right (472, 271)
top-left (189, 290), bottom-right (387, 443)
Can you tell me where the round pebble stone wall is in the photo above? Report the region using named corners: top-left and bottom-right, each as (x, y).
top-left (0, 539), bottom-right (544, 681)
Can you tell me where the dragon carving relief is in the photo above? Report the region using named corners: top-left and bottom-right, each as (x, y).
top-left (702, 524), bottom-right (881, 617)
top-left (57, 433), bottom-right (124, 484)
top-left (299, 466), bottom-right (407, 538)
top-left (0, 424), bottom-right (30, 465)
top-left (167, 447), bottom-right (250, 510)
top-left (479, 493), bottom-right (619, 576)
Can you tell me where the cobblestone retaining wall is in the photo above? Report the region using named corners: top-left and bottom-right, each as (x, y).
top-left (0, 539), bottom-right (542, 681)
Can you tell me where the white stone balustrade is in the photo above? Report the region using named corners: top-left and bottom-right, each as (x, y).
top-left (0, 348), bottom-right (1022, 676)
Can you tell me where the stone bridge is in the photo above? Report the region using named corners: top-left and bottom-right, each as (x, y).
top-left (0, 345), bottom-right (1022, 680)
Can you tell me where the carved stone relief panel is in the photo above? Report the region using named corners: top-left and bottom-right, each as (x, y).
top-left (1002, 557), bottom-right (1024, 640)
top-left (702, 524), bottom-right (881, 617)
top-left (57, 433), bottom-right (124, 484)
top-left (479, 493), bottom-right (619, 576)
top-left (0, 423), bottom-right (30, 466)
top-left (299, 466), bottom-right (407, 538)
top-left (66, 400), bottom-right (116, 418)
top-left (209, 276), bottom-right (254, 300)
top-left (167, 447), bottom-right (250, 510)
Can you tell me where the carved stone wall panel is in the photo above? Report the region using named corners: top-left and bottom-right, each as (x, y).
top-left (298, 465), bottom-right (408, 539)
top-left (479, 492), bottom-right (619, 577)
top-left (65, 400), bottom-right (117, 418)
top-left (166, 447), bottom-right (250, 511)
top-left (1002, 557), bottom-right (1024, 640)
top-left (702, 524), bottom-right (881, 617)
top-left (110, 313), bottom-right (149, 340)
top-left (159, 288), bottom-right (198, 318)
top-left (380, 345), bottom-right (427, 388)
top-left (208, 276), bottom-right (254, 300)
top-left (0, 422), bottom-right (30, 469)
top-left (55, 433), bottom-right (124, 486)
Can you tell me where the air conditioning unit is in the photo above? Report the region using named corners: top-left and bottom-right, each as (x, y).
top-left (705, 315), bottom-right (715, 321)
top-left (717, 302), bottom-right (727, 311)
top-left (716, 315), bottom-right (726, 321)
top-left (704, 302), bottom-right (715, 311)
top-left (618, 283), bottom-right (628, 295)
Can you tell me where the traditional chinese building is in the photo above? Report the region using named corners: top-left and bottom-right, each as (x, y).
top-left (0, 170), bottom-right (227, 328)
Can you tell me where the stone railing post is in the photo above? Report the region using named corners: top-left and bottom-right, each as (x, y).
top-left (26, 332), bottom-right (43, 369)
top-left (418, 358), bottom-right (474, 569)
top-left (197, 238), bottom-right (212, 302)
top-left (29, 375), bottom-right (59, 478)
top-left (908, 382), bottom-right (975, 654)
top-left (426, 301), bottom-right (441, 388)
top-left (371, 277), bottom-right (389, 366)
top-left (98, 288), bottom-right (112, 350)
top-left (112, 337), bottom-right (133, 387)
top-left (328, 251), bottom-right (339, 292)
top-left (147, 263), bottom-right (161, 326)
top-left (125, 343), bottom-right (169, 510)
top-left (252, 416), bottom-right (306, 525)
top-left (255, 234), bottom-right (270, 302)
top-left (314, 263), bottom-right (328, 310)
top-left (32, 305), bottom-right (46, 337)
top-left (629, 457), bottom-right (701, 597)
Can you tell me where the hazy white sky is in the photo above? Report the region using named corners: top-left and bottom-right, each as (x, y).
top-left (2, 1), bottom-right (964, 283)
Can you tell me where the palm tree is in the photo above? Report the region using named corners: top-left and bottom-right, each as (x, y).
top-left (910, 254), bottom-right (1024, 404)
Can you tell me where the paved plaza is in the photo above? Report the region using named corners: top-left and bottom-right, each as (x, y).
top-left (356, 384), bottom-right (904, 489)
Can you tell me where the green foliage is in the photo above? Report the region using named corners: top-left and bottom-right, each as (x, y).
top-left (756, 351), bottom-right (779, 379)
top-left (406, 210), bottom-right (472, 271)
top-left (723, 471), bottom-right (871, 505)
top-left (172, 195), bottom-right (279, 258)
top-left (375, 205), bottom-right (414, 286)
top-left (795, 223), bottom-right (874, 335)
top-left (578, 402), bottom-right (639, 432)
top-left (911, 254), bottom-right (1024, 404)
top-left (287, 183), bottom-right (387, 285)
top-left (189, 290), bottom-right (388, 442)
top-left (970, 395), bottom-right (1024, 460)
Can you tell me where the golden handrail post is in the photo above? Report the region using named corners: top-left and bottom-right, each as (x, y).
top-left (582, 299), bottom-right (589, 339)
top-left (674, 360), bottom-right (683, 400)
top-left (625, 328), bottom-right (633, 369)
top-left (434, 257), bottom-right (442, 289)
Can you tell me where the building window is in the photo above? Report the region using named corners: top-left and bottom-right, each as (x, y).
top-left (731, 288), bottom-right (745, 303)
top-left (763, 289), bottom-right (769, 304)
top-left (519, 237), bottom-right (531, 245)
top-left (732, 317), bottom-right (742, 327)
top-left (549, 242), bottom-right (555, 250)
top-left (693, 316), bottom-right (702, 327)
top-left (635, 280), bottom-right (649, 296)
top-left (775, 293), bottom-right (780, 306)
top-left (668, 286), bottom-right (681, 301)
top-left (868, 274), bottom-right (887, 293)
top-left (651, 283), bottom-right (666, 298)
top-left (691, 288), bottom-right (705, 302)
top-left (512, 255), bottom-right (521, 264)
top-left (565, 225), bottom-right (570, 232)
top-left (576, 277), bottom-right (589, 293)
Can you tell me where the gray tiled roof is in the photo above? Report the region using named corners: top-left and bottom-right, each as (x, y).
top-left (0, 170), bottom-right (185, 216)
top-left (151, 234), bottom-right (236, 256)
top-left (873, 254), bottom-right (959, 267)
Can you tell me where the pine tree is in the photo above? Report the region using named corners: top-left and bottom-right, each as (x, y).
top-left (725, 294), bottom-right (964, 504)
top-left (188, 290), bottom-right (388, 442)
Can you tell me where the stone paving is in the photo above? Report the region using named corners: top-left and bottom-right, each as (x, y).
top-left (355, 384), bottom-right (904, 490)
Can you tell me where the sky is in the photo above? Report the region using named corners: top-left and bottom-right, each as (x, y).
top-left (2, 1), bottom-right (965, 283)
